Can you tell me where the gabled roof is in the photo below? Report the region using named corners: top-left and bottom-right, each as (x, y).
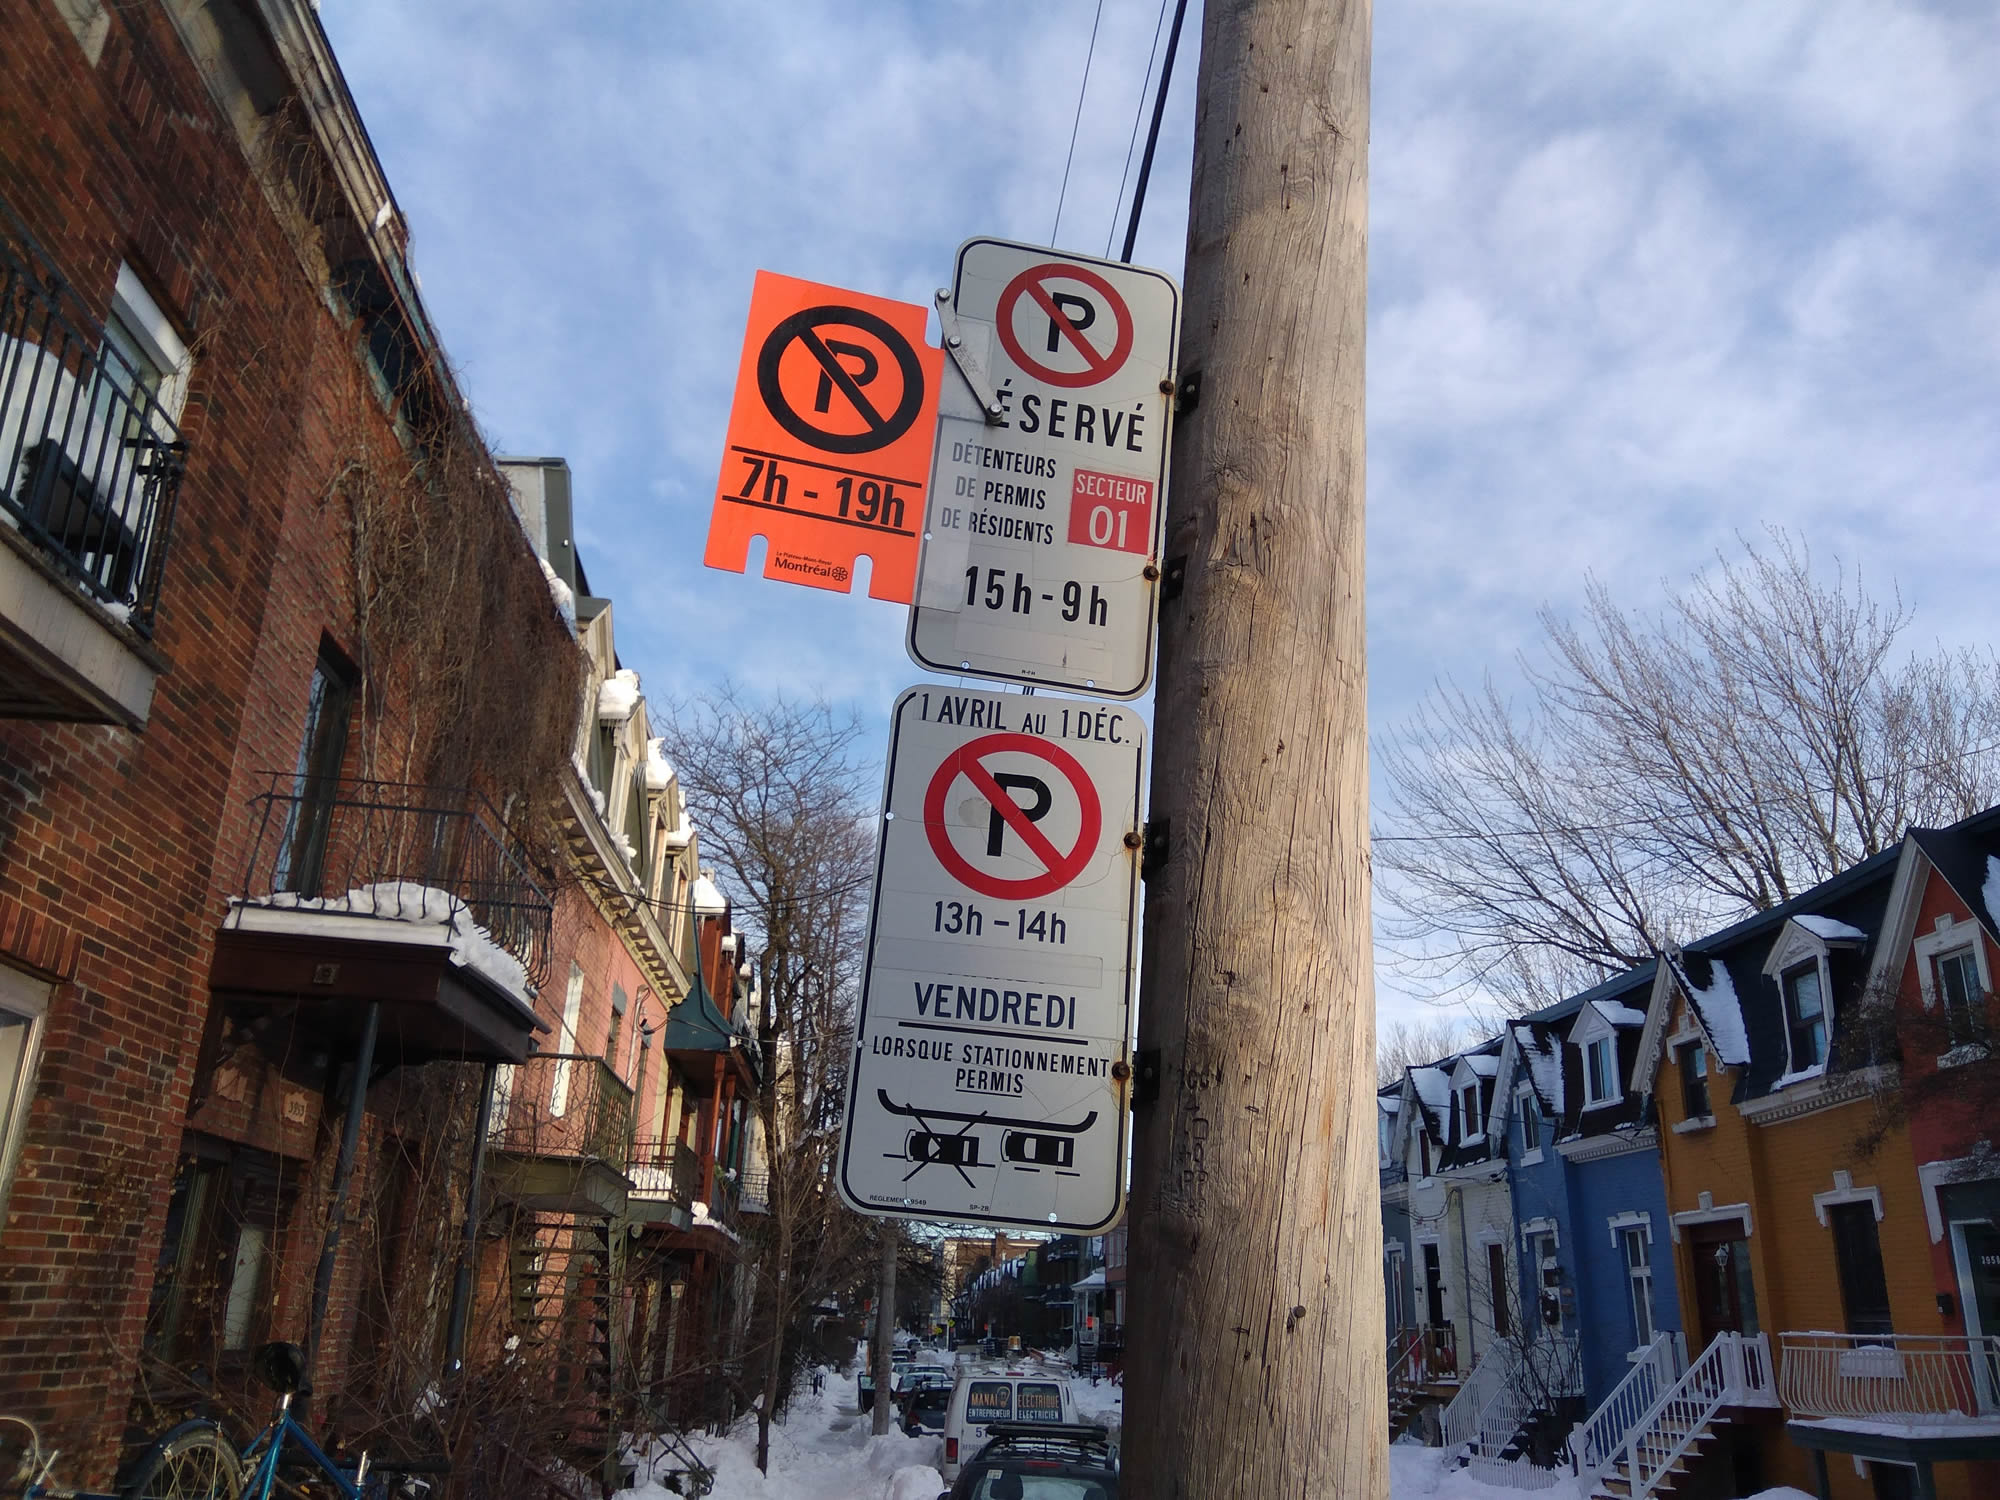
top-left (1909, 810), bottom-right (2000, 946)
top-left (1638, 837), bottom-right (1907, 1104)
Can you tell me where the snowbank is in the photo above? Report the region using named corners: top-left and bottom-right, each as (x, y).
top-left (619, 1365), bottom-right (940, 1500)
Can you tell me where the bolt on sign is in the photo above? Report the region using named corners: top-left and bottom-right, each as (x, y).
top-left (908, 238), bottom-right (1180, 698)
top-left (838, 684), bottom-right (1142, 1233)
top-left (704, 271), bottom-right (944, 602)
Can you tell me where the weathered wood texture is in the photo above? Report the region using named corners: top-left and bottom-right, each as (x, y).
top-left (1122, 0), bottom-right (1381, 1494)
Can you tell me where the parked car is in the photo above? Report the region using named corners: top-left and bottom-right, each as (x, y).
top-left (940, 1371), bottom-right (1080, 1480)
top-left (858, 1345), bottom-right (918, 1411)
top-left (897, 1366), bottom-right (955, 1434)
top-left (938, 1422), bottom-right (1118, 1499)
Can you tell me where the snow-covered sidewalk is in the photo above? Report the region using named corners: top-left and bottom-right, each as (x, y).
top-left (614, 1366), bottom-right (1817, 1500)
top-left (615, 1368), bottom-right (945, 1500)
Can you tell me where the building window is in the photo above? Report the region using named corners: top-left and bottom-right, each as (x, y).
top-left (1519, 1094), bottom-right (1541, 1154)
top-left (1487, 1242), bottom-right (1511, 1338)
top-left (1585, 1036), bottom-right (1616, 1105)
top-left (273, 641), bottom-right (356, 896)
top-left (1829, 1200), bottom-right (1893, 1338)
top-left (1378, 1111), bottom-right (1392, 1166)
top-left (145, 1142), bottom-right (290, 1365)
top-left (1935, 949), bottom-right (1987, 1047)
top-left (0, 967), bottom-right (51, 1232)
top-left (1621, 1226), bottom-right (1655, 1347)
top-left (1783, 963), bottom-right (1827, 1071)
top-left (1422, 1242), bottom-right (1446, 1327)
top-left (1678, 1041), bottom-right (1710, 1119)
top-left (1418, 1131), bottom-right (1432, 1179)
top-left (1459, 1084), bottom-right (1481, 1142)
top-left (549, 962), bottom-right (586, 1117)
top-left (1527, 1231), bottom-right (1560, 1326)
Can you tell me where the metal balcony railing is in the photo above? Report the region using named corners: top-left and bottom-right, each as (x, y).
top-left (233, 775), bottom-right (553, 991)
top-left (629, 1138), bottom-right (701, 1204)
top-left (1, 198), bottom-right (185, 633)
top-left (490, 1053), bottom-right (634, 1171)
top-left (1778, 1331), bottom-right (2000, 1421)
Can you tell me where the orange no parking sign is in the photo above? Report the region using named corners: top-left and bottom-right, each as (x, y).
top-left (703, 271), bottom-right (943, 602)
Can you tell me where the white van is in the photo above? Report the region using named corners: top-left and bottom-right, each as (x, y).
top-left (940, 1369), bottom-right (1079, 1480)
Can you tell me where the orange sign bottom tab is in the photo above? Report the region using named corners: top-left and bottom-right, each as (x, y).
top-left (703, 269), bottom-right (943, 604)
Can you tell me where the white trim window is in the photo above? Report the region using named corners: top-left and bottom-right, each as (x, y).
top-left (1620, 1224), bottom-right (1655, 1348)
top-left (1585, 1036), bottom-right (1616, 1106)
top-left (1458, 1083), bottom-right (1482, 1143)
top-left (1518, 1088), bottom-right (1542, 1159)
top-left (1781, 962), bottom-right (1828, 1072)
top-left (0, 965), bottom-right (52, 1231)
top-left (1914, 916), bottom-right (1994, 1063)
top-left (1677, 1039), bottom-right (1710, 1120)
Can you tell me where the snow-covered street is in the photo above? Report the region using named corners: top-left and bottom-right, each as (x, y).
top-left (611, 1357), bottom-right (1818, 1500)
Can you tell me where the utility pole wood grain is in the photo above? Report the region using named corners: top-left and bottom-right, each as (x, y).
top-left (1122, 0), bottom-right (1381, 1495)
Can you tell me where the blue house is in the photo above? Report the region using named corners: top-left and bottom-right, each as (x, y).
top-left (1495, 962), bottom-right (1683, 1414)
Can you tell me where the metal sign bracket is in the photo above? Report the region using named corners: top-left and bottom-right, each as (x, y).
top-left (933, 287), bottom-right (1005, 425)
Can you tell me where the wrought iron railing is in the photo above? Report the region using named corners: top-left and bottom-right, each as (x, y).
top-left (1778, 1331), bottom-right (2000, 1421)
top-left (233, 774), bottom-right (553, 990)
top-left (629, 1138), bottom-right (702, 1204)
top-left (737, 1167), bottom-right (770, 1213)
top-left (489, 1053), bottom-right (633, 1171)
top-left (1, 197), bottom-right (185, 632)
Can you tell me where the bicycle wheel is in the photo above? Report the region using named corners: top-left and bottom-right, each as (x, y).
top-left (123, 1420), bottom-right (246, 1500)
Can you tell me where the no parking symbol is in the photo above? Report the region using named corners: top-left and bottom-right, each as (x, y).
top-left (923, 733), bottom-right (1102, 901)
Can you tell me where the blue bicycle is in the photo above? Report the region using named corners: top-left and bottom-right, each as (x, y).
top-left (5, 1342), bottom-right (448, 1500)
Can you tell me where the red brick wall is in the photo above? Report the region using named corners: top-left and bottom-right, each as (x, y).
top-left (0, 0), bottom-right (422, 1473)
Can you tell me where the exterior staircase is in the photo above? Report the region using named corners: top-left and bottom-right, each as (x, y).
top-left (1575, 1332), bottom-right (1778, 1500)
top-left (511, 1213), bottom-right (623, 1475)
top-left (1388, 1324), bottom-right (1458, 1440)
top-left (1445, 1335), bottom-right (1582, 1490)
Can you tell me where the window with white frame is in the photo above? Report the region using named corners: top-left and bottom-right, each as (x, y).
top-left (0, 966), bottom-right (52, 1231)
top-left (1677, 1040), bottom-right (1710, 1120)
top-left (1620, 1225), bottom-right (1655, 1347)
top-left (1525, 1228), bottom-right (1560, 1325)
top-left (1458, 1083), bottom-right (1481, 1142)
top-left (1519, 1092), bottom-right (1542, 1155)
top-left (1585, 1036), bottom-right (1617, 1105)
top-left (1934, 948), bottom-right (1988, 1048)
top-left (1782, 962), bottom-right (1827, 1072)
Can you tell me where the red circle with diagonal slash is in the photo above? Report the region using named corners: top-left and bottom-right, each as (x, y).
top-left (923, 733), bottom-right (1101, 900)
top-left (995, 263), bottom-right (1135, 389)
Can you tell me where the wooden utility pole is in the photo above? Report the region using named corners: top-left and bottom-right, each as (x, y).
top-left (871, 1226), bottom-right (898, 1436)
top-left (1121, 0), bottom-right (1380, 1495)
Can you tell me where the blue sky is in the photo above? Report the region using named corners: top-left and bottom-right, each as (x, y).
top-left (321, 1), bottom-right (2000, 1031)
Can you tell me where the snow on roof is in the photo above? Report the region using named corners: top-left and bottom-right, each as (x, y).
top-left (1462, 1054), bottom-right (1500, 1077)
top-left (643, 736), bottom-right (674, 792)
top-left (232, 881), bottom-right (531, 1003)
top-left (1410, 1065), bottom-right (1452, 1111)
top-left (1985, 856), bottom-right (2000, 935)
top-left (1592, 1000), bottom-right (1648, 1027)
top-left (539, 557), bottom-right (576, 631)
top-left (1676, 951), bottom-right (1751, 1068)
top-left (692, 869), bottom-right (728, 917)
top-left (597, 667), bottom-right (641, 723)
top-left (1379, 1095), bottom-right (1401, 1113)
top-left (1512, 1022), bottom-right (1564, 1117)
top-left (1793, 914), bottom-right (1866, 943)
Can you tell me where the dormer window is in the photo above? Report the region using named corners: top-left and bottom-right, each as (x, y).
top-left (1519, 1094), bottom-right (1542, 1154)
top-left (1782, 963), bottom-right (1826, 1071)
top-left (1585, 1036), bottom-right (1616, 1105)
top-left (1418, 1132), bottom-right (1432, 1179)
top-left (1458, 1084), bottom-right (1481, 1141)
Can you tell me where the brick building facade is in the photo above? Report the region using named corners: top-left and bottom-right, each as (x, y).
top-left (0, 3), bottom-right (742, 1489)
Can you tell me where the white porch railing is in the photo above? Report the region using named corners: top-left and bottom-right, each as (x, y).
top-left (1620, 1333), bottom-right (1777, 1500)
top-left (1572, 1332), bottom-right (1687, 1496)
top-left (1778, 1332), bottom-right (2000, 1420)
top-left (1441, 1342), bottom-right (1518, 1453)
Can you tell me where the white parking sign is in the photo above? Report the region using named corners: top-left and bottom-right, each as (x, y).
top-left (838, 684), bottom-right (1142, 1232)
top-left (908, 238), bottom-right (1179, 699)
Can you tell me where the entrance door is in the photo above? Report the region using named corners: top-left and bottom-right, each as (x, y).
top-left (1951, 1220), bottom-right (2000, 1410)
top-left (1387, 1250), bottom-right (1408, 1333)
top-left (1423, 1242), bottom-right (1445, 1328)
top-left (1688, 1221), bottom-right (1759, 1350)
